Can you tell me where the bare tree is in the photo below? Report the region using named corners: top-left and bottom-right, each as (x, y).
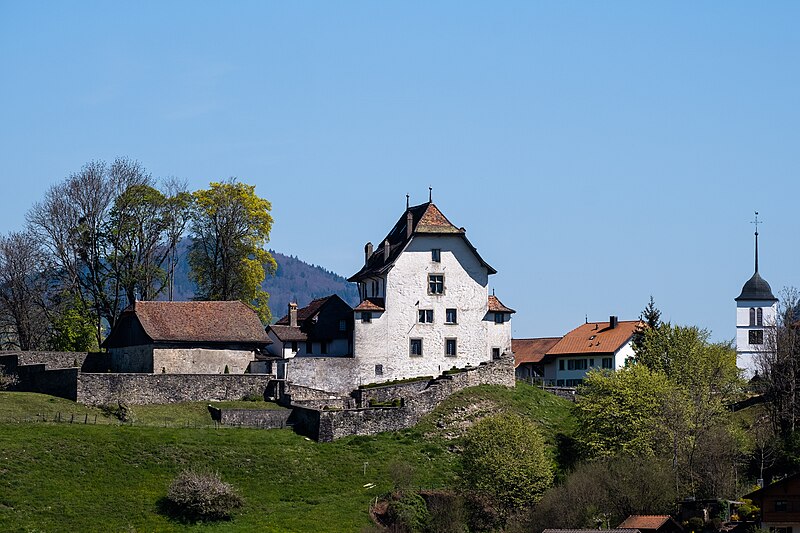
top-left (756, 288), bottom-right (800, 436)
top-left (0, 230), bottom-right (52, 350)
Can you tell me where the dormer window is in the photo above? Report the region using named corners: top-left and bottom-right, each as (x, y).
top-left (494, 313), bottom-right (505, 324)
top-left (432, 249), bottom-right (441, 262)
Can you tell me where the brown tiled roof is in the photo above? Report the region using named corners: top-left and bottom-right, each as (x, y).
top-left (354, 298), bottom-right (385, 312)
top-left (513, 337), bottom-right (562, 366)
top-left (488, 295), bottom-right (515, 313)
top-left (275, 296), bottom-right (334, 325)
top-left (268, 325), bottom-right (308, 342)
top-left (618, 516), bottom-right (672, 530)
top-left (547, 320), bottom-right (642, 356)
top-left (125, 301), bottom-right (268, 344)
top-left (348, 202), bottom-right (496, 282)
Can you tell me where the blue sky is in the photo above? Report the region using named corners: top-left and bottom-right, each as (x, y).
top-left (1, 2), bottom-right (798, 341)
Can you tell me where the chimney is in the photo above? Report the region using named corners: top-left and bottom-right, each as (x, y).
top-left (289, 302), bottom-right (298, 328)
top-left (609, 315), bottom-right (618, 329)
top-left (406, 211), bottom-right (414, 239)
top-left (364, 242), bottom-right (373, 264)
top-left (383, 239), bottom-right (390, 261)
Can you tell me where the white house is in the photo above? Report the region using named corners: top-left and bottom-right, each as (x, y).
top-left (735, 228), bottom-right (778, 377)
top-left (279, 198), bottom-right (515, 393)
top-left (345, 200), bottom-right (514, 386)
top-left (538, 316), bottom-right (640, 387)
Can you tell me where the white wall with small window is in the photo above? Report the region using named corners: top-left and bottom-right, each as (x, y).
top-left (736, 298), bottom-right (777, 377)
top-left (353, 234), bottom-right (507, 384)
top-left (544, 341), bottom-right (636, 386)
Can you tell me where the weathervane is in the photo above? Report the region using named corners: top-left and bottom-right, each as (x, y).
top-left (751, 211), bottom-right (760, 235)
top-left (751, 211), bottom-right (761, 272)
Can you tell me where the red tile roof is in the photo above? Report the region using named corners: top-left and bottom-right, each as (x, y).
top-left (513, 337), bottom-right (562, 366)
top-left (547, 320), bottom-right (642, 355)
top-left (354, 298), bottom-right (385, 312)
top-left (126, 300), bottom-right (268, 344)
top-left (488, 295), bottom-right (515, 314)
top-left (618, 516), bottom-right (673, 530)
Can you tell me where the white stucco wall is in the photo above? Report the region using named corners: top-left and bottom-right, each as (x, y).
top-left (352, 234), bottom-right (506, 386)
top-left (736, 300), bottom-right (777, 377)
top-left (541, 339), bottom-right (635, 386)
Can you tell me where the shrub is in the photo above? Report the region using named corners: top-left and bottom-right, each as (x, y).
top-left (166, 470), bottom-right (243, 521)
top-left (0, 370), bottom-right (19, 390)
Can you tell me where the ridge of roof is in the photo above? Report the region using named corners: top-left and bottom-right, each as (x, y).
top-left (348, 201), bottom-right (496, 282)
top-left (275, 295), bottom-right (345, 325)
top-left (513, 337), bottom-right (562, 366)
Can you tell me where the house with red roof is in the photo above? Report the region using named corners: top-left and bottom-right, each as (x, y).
top-left (618, 515), bottom-right (683, 533)
top-left (521, 316), bottom-right (641, 387)
top-left (102, 300), bottom-right (271, 374)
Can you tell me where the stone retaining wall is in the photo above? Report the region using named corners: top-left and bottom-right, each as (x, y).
top-left (301, 355), bottom-right (515, 442)
top-left (76, 373), bottom-right (274, 405)
top-left (208, 406), bottom-right (292, 428)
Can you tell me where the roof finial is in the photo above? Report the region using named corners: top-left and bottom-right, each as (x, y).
top-left (492, 288), bottom-right (495, 296)
top-left (406, 194), bottom-right (409, 209)
top-left (751, 211), bottom-right (760, 272)
top-left (585, 313), bottom-right (588, 324)
top-left (429, 186), bottom-right (432, 202)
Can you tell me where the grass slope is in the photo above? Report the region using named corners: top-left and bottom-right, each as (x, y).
top-left (0, 383), bottom-right (574, 532)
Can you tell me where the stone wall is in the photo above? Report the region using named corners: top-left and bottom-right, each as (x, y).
top-left (208, 406), bottom-right (292, 428)
top-left (18, 366), bottom-right (79, 400)
top-left (283, 383), bottom-right (354, 409)
top-left (76, 373), bottom-right (274, 405)
top-left (287, 356), bottom-right (360, 393)
top-left (302, 355), bottom-right (514, 441)
top-left (0, 351), bottom-right (106, 373)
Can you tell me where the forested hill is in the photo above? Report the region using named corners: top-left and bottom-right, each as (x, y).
top-left (170, 242), bottom-right (359, 322)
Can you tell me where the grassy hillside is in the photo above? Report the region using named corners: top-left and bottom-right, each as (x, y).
top-left (0, 382), bottom-right (575, 532)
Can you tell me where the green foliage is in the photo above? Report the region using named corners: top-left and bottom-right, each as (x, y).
top-left (513, 455), bottom-right (677, 532)
top-left (165, 469), bottom-right (243, 521)
top-left (461, 413), bottom-right (554, 517)
top-left (386, 492), bottom-right (430, 532)
top-left (48, 295), bottom-right (99, 351)
top-left (574, 365), bottom-right (674, 457)
top-left (189, 180), bottom-right (277, 323)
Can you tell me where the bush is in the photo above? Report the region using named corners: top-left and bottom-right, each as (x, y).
top-left (166, 470), bottom-right (243, 521)
top-left (0, 370), bottom-right (19, 390)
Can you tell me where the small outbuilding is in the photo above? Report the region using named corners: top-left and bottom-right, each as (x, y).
top-left (102, 300), bottom-right (271, 374)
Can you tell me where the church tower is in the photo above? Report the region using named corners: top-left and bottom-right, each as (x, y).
top-left (735, 213), bottom-right (778, 377)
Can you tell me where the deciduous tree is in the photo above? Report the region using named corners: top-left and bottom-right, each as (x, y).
top-left (189, 180), bottom-right (276, 322)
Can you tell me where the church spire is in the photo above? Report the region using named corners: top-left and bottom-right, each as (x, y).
top-left (752, 211), bottom-right (760, 273)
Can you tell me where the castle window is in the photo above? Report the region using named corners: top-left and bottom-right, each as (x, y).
top-left (757, 307), bottom-right (763, 326)
top-left (445, 338), bottom-right (457, 357)
top-left (339, 319), bottom-right (347, 331)
top-left (750, 330), bottom-right (764, 345)
top-left (428, 274), bottom-right (444, 294)
top-left (446, 308), bottom-right (457, 324)
top-left (375, 364), bottom-right (383, 376)
top-left (750, 308), bottom-right (756, 326)
top-left (418, 309), bottom-right (434, 323)
top-left (431, 249), bottom-right (441, 262)
top-left (410, 338), bottom-right (423, 357)
top-left (494, 313), bottom-right (505, 324)
top-left (361, 311), bottom-right (372, 323)
top-left (492, 347), bottom-right (501, 360)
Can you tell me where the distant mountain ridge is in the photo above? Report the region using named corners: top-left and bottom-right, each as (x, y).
top-left (169, 240), bottom-right (359, 322)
